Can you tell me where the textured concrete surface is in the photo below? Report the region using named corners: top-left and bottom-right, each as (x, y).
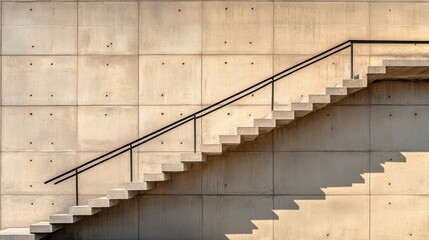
top-left (1, 1), bottom-right (429, 240)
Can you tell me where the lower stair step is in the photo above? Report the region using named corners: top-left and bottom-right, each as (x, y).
top-left (89, 197), bottom-right (119, 208)
top-left (326, 87), bottom-right (348, 102)
top-left (290, 102), bottom-right (313, 117)
top-left (50, 214), bottom-right (81, 224)
top-left (253, 119), bottom-right (276, 132)
top-left (200, 144), bottom-right (223, 155)
top-left (237, 127), bottom-right (259, 141)
top-left (0, 228), bottom-right (46, 240)
top-left (107, 189), bottom-right (138, 200)
top-left (219, 135), bottom-right (241, 145)
top-left (70, 205), bottom-right (101, 216)
top-left (126, 181), bottom-right (154, 191)
top-left (30, 222), bottom-right (62, 234)
top-left (143, 173), bottom-right (171, 181)
top-left (162, 163), bottom-right (190, 172)
top-left (180, 153), bottom-right (206, 163)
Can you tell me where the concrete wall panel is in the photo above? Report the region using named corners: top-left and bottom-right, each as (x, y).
top-left (370, 106), bottom-right (429, 151)
top-left (202, 105), bottom-right (270, 145)
top-left (202, 2), bottom-right (273, 54)
top-left (203, 196), bottom-right (273, 240)
top-left (2, 56), bottom-right (77, 105)
top-left (370, 152), bottom-right (429, 194)
top-left (138, 106), bottom-right (201, 152)
top-left (370, 81), bottom-right (429, 105)
top-left (139, 2), bottom-right (202, 54)
top-left (148, 161), bottom-right (202, 195)
top-left (1, 152), bottom-right (76, 195)
top-left (77, 106), bottom-right (138, 151)
top-left (203, 152), bottom-right (273, 195)
top-left (139, 55), bottom-right (201, 105)
top-left (1, 194), bottom-right (75, 228)
top-left (370, 3), bottom-right (429, 55)
top-left (2, 2), bottom-right (77, 55)
top-left (370, 195), bottom-right (429, 239)
top-left (2, 107), bottom-right (77, 151)
top-left (139, 195), bottom-right (202, 240)
top-left (274, 55), bottom-right (369, 105)
top-left (202, 55), bottom-right (273, 105)
top-left (78, 2), bottom-right (138, 55)
top-left (273, 195), bottom-right (369, 240)
top-left (274, 2), bottom-right (369, 54)
top-left (78, 56), bottom-right (138, 105)
top-left (274, 152), bottom-right (369, 195)
top-left (274, 106), bottom-right (369, 151)
top-left (77, 152), bottom-right (132, 195)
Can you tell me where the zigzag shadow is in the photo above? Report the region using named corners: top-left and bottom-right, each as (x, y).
top-left (46, 82), bottom-right (427, 240)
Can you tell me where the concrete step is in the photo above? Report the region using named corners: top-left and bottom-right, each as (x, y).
top-left (200, 144), bottom-right (223, 155)
top-left (266, 110), bottom-right (295, 126)
top-left (126, 181), bottom-right (154, 191)
top-left (237, 127), bottom-right (259, 141)
top-left (0, 228), bottom-right (46, 240)
top-left (342, 79), bottom-right (367, 88)
top-left (367, 65), bottom-right (386, 75)
top-left (290, 102), bottom-right (313, 117)
top-left (89, 197), bottom-right (119, 208)
top-left (50, 214), bottom-right (81, 224)
top-left (383, 59), bottom-right (429, 67)
top-left (30, 222), bottom-right (62, 234)
top-left (325, 87), bottom-right (348, 102)
top-left (143, 173), bottom-right (171, 181)
top-left (162, 163), bottom-right (190, 172)
top-left (107, 189), bottom-right (138, 200)
top-left (307, 94), bottom-right (331, 110)
top-left (180, 153), bottom-right (206, 163)
top-left (253, 118), bottom-right (276, 132)
top-left (219, 135), bottom-right (241, 145)
top-left (69, 205), bottom-right (101, 216)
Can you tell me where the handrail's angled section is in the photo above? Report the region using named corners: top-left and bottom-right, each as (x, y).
top-left (45, 39), bottom-right (429, 186)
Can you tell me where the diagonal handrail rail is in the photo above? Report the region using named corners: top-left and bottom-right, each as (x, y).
top-left (44, 39), bottom-right (429, 204)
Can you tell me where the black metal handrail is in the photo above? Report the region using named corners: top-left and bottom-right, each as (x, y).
top-left (44, 40), bottom-right (429, 205)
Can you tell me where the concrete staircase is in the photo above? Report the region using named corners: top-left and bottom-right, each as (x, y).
top-left (0, 59), bottom-right (427, 240)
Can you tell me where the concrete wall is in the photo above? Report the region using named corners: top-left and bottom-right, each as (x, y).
top-left (1, 0), bottom-right (429, 239)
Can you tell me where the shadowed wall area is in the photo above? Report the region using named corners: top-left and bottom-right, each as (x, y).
top-left (45, 80), bottom-right (429, 239)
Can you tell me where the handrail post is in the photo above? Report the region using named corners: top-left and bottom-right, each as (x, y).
top-left (129, 144), bottom-right (133, 182)
top-left (350, 41), bottom-right (354, 79)
top-left (75, 170), bottom-right (79, 205)
top-left (271, 78), bottom-right (275, 111)
top-left (193, 114), bottom-right (197, 153)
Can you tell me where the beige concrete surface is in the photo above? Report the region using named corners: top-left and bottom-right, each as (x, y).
top-left (139, 55), bottom-right (201, 105)
top-left (2, 3), bottom-right (77, 55)
top-left (2, 1), bottom-right (429, 239)
top-left (2, 56), bottom-right (77, 106)
top-left (78, 2), bottom-right (138, 55)
top-left (78, 56), bottom-right (138, 105)
top-left (139, 2), bottom-right (202, 54)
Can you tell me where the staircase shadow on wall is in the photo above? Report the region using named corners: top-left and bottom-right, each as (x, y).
top-left (46, 89), bottom-right (411, 240)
